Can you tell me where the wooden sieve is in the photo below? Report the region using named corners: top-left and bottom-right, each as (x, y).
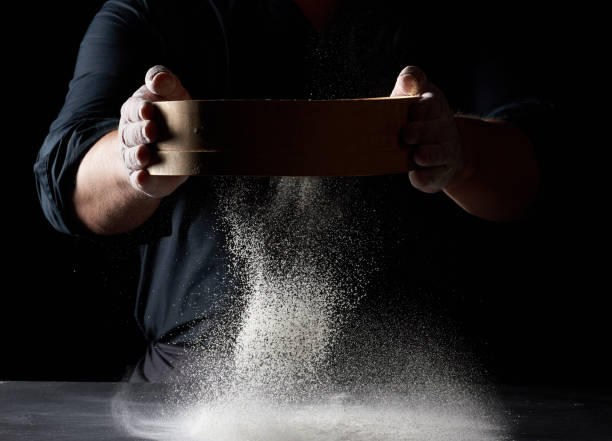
top-left (148, 96), bottom-right (418, 176)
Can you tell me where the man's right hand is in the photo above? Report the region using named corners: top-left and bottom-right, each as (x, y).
top-left (73, 65), bottom-right (192, 234)
top-left (119, 65), bottom-right (191, 198)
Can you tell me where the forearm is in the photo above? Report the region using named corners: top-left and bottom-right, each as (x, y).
top-left (72, 130), bottom-right (161, 235)
top-left (444, 115), bottom-right (541, 221)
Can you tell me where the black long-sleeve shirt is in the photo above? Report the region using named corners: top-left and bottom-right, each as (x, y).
top-left (34, 0), bottom-right (558, 345)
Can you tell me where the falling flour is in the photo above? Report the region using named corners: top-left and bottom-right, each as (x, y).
top-left (218, 177), bottom-right (374, 402)
top-left (113, 176), bottom-right (508, 440)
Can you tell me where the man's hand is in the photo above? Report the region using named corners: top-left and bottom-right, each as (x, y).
top-left (391, 66), bottom-right (464, 193)
top-left (73, 65), bottom-right (193, 234)
top-left (119, 65), bottom-right (191, 198)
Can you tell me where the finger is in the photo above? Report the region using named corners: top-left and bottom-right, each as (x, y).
top-left (145, 65), bottom-right (191, 101)
top-left (121, 97), bottom-right (156, 123)
top-left (132, 84), bottom-right (159, 102)
top-left (120, 120), bottom-right (157, 148)
top-left (396, 141), bottom-right (419, 169)
top-left (130, 170), bottom-right (159, 197)
top-left (391, 66), bottom-right (428, 97)
top-left (409, 166), bottom-right (452, 193)
top-left (400, 118), bottom-right (454, 145)
top-left (123, 144), bottom-right (151, 171)
top-left (409, 91), bottom-right (445, 120)
top-left (129, 170), bottom-right (149, 195)
top-left (409, 80), bottom-right (452, 121)
top-left (131, 170), bottom-right (188, 198)
top-left (413, 142), bottom-right (456, 167)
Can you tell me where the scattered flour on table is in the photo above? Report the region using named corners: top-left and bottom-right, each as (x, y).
top-left (113, 177), bottom-right (508, 440)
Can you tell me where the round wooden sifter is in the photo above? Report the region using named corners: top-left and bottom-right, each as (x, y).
top-left (148, 96), bottom-right (418, 176)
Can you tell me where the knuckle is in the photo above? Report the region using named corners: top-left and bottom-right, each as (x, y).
top-left (120, 145), bottom-right (128, 166)
top-left (132, 85), bottom-right (149, 99)
top-left (120, 101), bottom-right (128, 118)
top-left (132, 100), bottom-right (147, 121)
top-left (121, 122), bottom-right (143, 147)
top-left (122, 98), bottom-right (140, 122)
top-left (125, 147), bottom-right (135, 169)
top-left (119, 124), bottom-right (128, 146)
top-left (139, 122), bottom-right (150, 145)
top-left (136, 101), bottom-right (145, 120)
top-left (123, 124), bottom-right (134, 146)
top-left (125, 146), bottom-right (145, 171)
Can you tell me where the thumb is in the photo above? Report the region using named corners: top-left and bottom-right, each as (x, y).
top-left (391, 66), bottom-right (427, 97)
top-left (145, 65), bottom-right (191, 100)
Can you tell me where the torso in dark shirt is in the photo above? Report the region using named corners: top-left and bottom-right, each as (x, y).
top-left (35, 0), bottom-right (555, 345)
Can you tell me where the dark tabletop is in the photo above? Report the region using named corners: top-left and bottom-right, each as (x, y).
top-left (1, 382), bottom-right (611, 441)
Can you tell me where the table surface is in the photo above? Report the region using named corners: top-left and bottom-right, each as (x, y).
top-left (1, 381), bottom-right (611, 441)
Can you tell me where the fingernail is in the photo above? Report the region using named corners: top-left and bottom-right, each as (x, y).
top-left (146, 66), bottom-right (167, 83)
top-left (405, 78), bottom-right (418, 95)
top-left (399, 75), bottom-right (420, 96)
top-left (155, 73), bottom-right (176, 96)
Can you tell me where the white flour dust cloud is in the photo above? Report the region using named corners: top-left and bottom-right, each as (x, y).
top-left (218, 177), bottom-right (372, 403)
top-left (113, 177), bottom-right (508, 440)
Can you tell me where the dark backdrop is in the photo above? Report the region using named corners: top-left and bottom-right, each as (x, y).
top-left (4, 2), bottom-right (606, 386)
top-left (5, 2), bottom-right (146, 381)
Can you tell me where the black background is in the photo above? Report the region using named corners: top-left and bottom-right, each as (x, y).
top-left (3, 2), bottom-right (607, 387)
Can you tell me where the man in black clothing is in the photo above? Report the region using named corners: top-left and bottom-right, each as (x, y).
top-left (34, 0), bottom-right (554, 381)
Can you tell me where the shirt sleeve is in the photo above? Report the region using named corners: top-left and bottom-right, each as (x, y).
top-left (33, 0), bottom-right (160, 235)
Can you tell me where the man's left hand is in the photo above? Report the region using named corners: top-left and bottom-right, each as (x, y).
top-left (391, 66), bottom-right (464, 193)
